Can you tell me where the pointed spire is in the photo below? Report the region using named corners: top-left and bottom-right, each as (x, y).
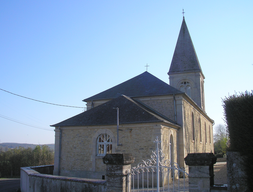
top-left (168, 17), bottom-right (203, 76)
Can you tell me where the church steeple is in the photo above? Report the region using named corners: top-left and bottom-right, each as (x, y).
top-left (168, 17), bottom-right (203, 76)
top-left (168, 17), bottom-right (205, 111)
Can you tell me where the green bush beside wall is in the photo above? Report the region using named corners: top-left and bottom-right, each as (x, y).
top-left (223, 91), bottom-right (253, 190)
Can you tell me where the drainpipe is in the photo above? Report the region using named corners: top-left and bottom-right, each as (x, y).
top-left (91, 100), bottom-right (94, 109)
top-left (114, 107), bottom-right (122, 146)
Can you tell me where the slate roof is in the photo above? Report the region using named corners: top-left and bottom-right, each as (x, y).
top-left (84, 71), bottom-right (182, 102)
top-left (168, 17), bottom-right (203, 75)
top-left (52, 95), bottom-right (178, 127)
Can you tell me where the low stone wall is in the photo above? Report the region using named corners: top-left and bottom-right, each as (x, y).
top-left (20, 165), bottom-right (106, 192)
top-left (30, 165), bottom-right (54, 174)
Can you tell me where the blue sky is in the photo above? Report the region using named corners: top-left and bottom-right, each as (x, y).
top-left (1, 1), bottom-right (252, 144)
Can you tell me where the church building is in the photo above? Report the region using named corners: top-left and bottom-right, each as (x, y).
top-left (52, 17), bottom-right (214, 179)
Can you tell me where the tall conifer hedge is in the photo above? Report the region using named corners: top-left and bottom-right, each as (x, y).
top-left (223, 91), bottom-right (253, 190)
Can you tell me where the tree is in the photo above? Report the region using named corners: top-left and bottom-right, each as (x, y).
top-left (0, 145), bottom-right (54, 177)
top-left (214, 124), bottom-right (228, 157)
top-left (33, 145), bottom-right (41, 165)
top-left (40, 145), bottom-right (54, 165)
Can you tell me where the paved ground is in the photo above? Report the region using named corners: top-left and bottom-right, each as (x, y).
top-left (0, 178), bottom-right (20, 192)
top-left (214, 161), bottom-right (227, 184)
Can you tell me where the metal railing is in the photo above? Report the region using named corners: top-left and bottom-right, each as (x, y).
top-left (129, 137), bottom-right (189, 192)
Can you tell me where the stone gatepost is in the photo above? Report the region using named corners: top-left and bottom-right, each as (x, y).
top-left (185, 153), bottom-right (217, 192)
top-left (227, 151), bottom-right (248, 192)
top-left (103, 153), bottom-right (135, 192)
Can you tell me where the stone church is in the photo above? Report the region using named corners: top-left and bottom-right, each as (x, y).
top-left (52, 17), bottom-right (214, 179)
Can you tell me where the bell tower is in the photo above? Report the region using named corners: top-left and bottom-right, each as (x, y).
top-left (168, 17), bottom-right (205, 111)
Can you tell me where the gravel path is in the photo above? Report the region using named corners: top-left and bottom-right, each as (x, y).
top-left (214, 161), bottom-right (227, 184)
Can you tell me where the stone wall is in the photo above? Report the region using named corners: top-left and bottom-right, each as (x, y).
top-left (138, 96), bottom-right (175, 120)
top-left (183, 98), bottom-right (214, 154)
top-left (21, 166), bottom-right (106, 192)
top-left (227, 151), bottom-right (248, 192)
top-left (21, 154), bottom-right (134, 192)
top-left (161, 126), bottom-right (178, 165)
top-left (56, 123), bottom-right (179, 179)
top-left (31, 165), bottom-right (54, 174)
top-left (169, 72), bottom-right (205, 111)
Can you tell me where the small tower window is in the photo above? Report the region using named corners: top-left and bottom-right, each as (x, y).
top-left (180, 81), bottom-right (191, 97)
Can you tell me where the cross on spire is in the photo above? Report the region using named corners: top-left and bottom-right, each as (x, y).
top-left (145, 63), bottom-right (150, 71)
top-left (182, 9), bottom-right (185, 17)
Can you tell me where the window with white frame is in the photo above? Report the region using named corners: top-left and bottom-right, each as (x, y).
top-left (97, 133), bottom-right (112, 156)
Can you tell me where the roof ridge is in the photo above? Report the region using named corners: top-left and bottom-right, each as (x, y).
top-left (84, 72), bottom-right (182, 102)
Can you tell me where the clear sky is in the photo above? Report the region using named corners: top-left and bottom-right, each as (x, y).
top-left (1, 1), bottom-right (252, 144)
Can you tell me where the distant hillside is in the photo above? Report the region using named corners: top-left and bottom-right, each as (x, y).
top-left (0, 143), bottom-right (54, 151)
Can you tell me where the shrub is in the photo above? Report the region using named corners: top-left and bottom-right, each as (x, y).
top-left (223, 91), bottom-right (253, 190)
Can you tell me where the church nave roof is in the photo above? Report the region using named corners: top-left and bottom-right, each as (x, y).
top-left (84, 71), bottom-right (182, 102)
top-left (52, 95), bottom-right (178, 127)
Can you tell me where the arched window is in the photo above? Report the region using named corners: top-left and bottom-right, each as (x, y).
top-left (201, 82), bottom-right (205, 109)
top-left (169, 135), bottom-right (174, 176)
top-left (205, 123), bottom-right (207, 144)
top-left (97, 133), bottom-right (112, 156)
top-left (199, 119), bottom-right (202, 143)
top-left (169, 135), bottom-right (174, 166)
top-left (192, 113), bottom-right (195, 141)
top-left (180, 81), bottom-right (191, 97)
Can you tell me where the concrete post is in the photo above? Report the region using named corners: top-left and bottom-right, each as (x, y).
top-left (185, 153), bottom-right (216, 192)
top-left (103, 153), bottom-right (135, 192)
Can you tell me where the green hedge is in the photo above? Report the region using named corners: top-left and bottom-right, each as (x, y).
top-left (223, 91), bottom-right (253, 190)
